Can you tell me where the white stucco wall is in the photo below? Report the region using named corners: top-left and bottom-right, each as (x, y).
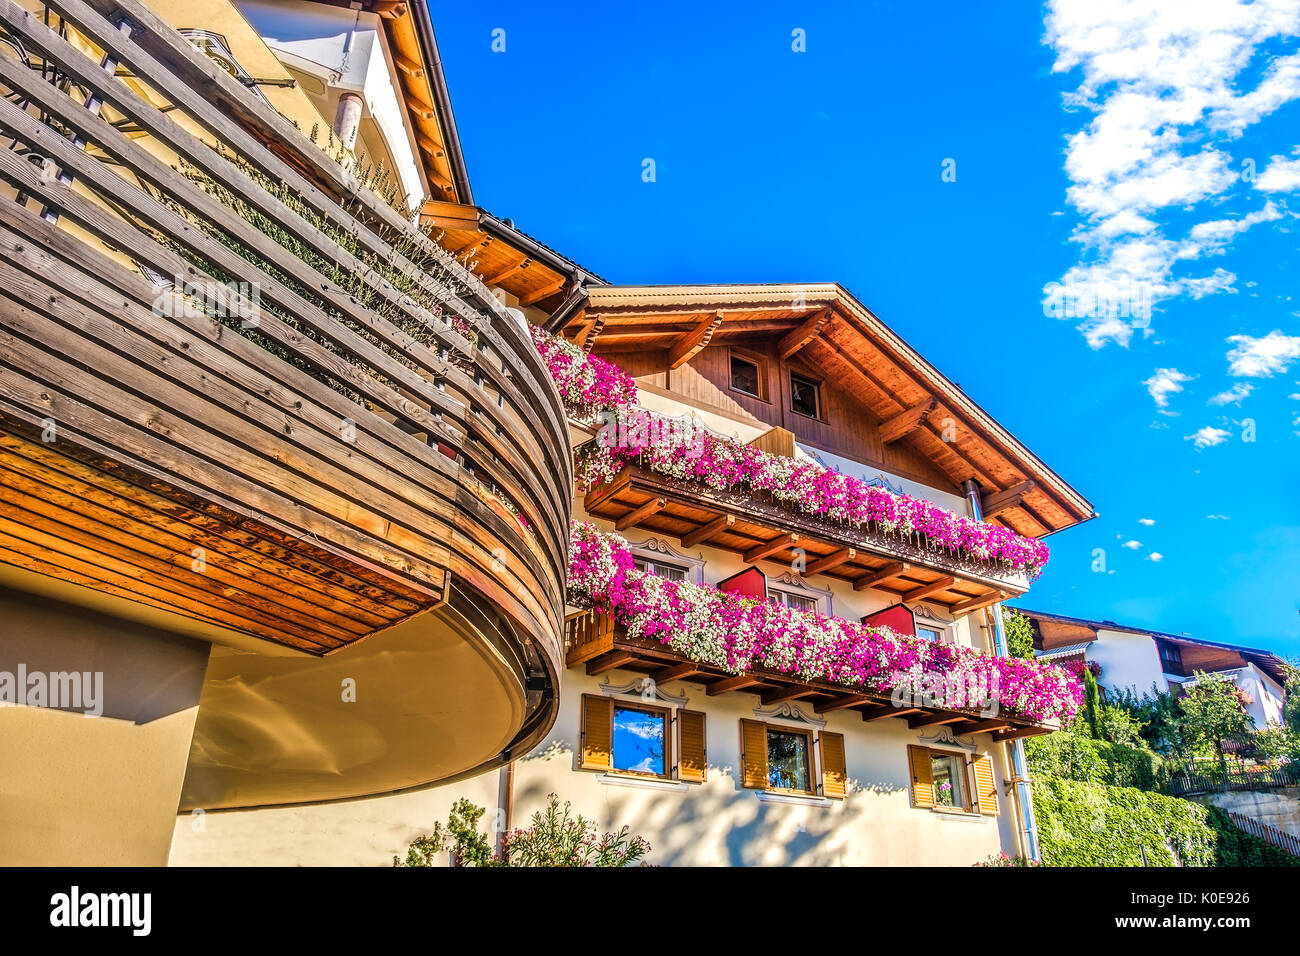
top-left (1089, 628), bottom-right (1168, 698)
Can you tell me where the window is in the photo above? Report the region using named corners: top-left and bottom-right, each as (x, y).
top-left (729, 352), bottom-right (763, 398)
top-left (633, 557), bottom-right (687, 582)
top-left (789, 371), bottom-right (822, 419)
top-left (769, 589), bottom-right (820, 615)
top-left (612, 704), bottom-right (668, 776)
top-left (739, 719), bottom-right (847, 798)
top-left (1160, 643), bottom-right (1183, 670)
top-left (930, 750), bottom-right (968, 809)
top-left (581, 695), bottom-right (707, 782)
top-left (917, 624), bottom-right (943, 643)
top-left (908, 745), bottom-right (998, 816)
top-left (766, 727), bottom-right (812, 791)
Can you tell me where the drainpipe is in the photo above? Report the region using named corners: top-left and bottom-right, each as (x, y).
top-left (963, 478), bottom-right (1040, 862)
top-left (494, 760), bottom-right (515, 858)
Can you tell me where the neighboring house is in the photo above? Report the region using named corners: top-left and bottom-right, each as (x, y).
top-left (1020, 609), bottom-right (1289, 730)
top-left (0, 0), bottom-right (1094, 867)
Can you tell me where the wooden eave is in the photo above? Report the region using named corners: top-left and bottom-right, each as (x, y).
top-left (561, 284), bottom-right (1094, 537)
top-left (566, 609), bottom-right (1056, 738)
top-left (425, 215), bottom-right (574, 310)
top-left (585, 464), bottom-right (1027, 608)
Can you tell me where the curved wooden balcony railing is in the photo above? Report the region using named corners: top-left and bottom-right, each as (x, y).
top-left (0, 0), bottom-right (571, 690)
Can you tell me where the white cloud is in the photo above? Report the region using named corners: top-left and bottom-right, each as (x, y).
top-left (1143, 367), bottom-right (1192, 409)
top-left (1138, 518), bottom-right (1155, 526)
top-left (1122, 539), bottom-right (1142, 549)
top-left (1206, 513), bottom-right (1231, 520)
top-left (1043, 0), bottom-right (1300, 347)
top-left (1226, 330), bottom-right (1300, 377)
top-left (1185, 426), bottom-right (1231, 449)
top-left (1256, 153), bottom-right (1300, 192)
top-left (1147, 552), bottom-right (1164, 562)
top-left (1208, 382), bottom-right (1254, 405)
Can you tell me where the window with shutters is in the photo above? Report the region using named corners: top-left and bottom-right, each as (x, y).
top-left (580, 693), bottom-right (706, 783)
top-left (907, 744), bottom-right (997, 815)
top-left (740, 718), bottom-right (848, 799)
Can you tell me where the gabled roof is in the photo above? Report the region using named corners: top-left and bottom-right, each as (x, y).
top-left (554, 283), bottom-right (1095, 537)
top-left (1016, 608), bottom-right (1293, 687)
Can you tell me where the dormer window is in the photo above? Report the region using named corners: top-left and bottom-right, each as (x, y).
top-left (1160, 643), bottom-right (1183, 671)
top-left (790, 371), bottom-right (822, 420)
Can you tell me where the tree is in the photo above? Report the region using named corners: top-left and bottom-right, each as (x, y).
top-left (1282, 661), bottom-right (1300, 736)
top-left (1178, 671), bottom-right (1252, 776)
top-left (1002, 607), bottom-right (1035, 660)
top-left (395, 794), bottom-right (650, 867)
top-left (1082, 666), bottom-right (1101, 739)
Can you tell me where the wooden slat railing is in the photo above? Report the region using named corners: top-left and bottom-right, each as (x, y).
top-left (0, 0), bottom-right (571, 662)
top-left (1167, 763), bottom-right (1300, 797)
top-left (1225, 811), bottom-right (1300, 858)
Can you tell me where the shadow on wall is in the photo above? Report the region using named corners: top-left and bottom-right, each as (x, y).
top-left (512, 759), bottom-right (905, 867)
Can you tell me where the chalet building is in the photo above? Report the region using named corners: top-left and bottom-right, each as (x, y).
top-left (0, 0), bottom-right (1094, 866)
top-left (1021, 609), bottom-right (1289, 730)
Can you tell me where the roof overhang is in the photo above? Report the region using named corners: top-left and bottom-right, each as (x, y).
top-left (558, 283), bottom-right (1095, 538)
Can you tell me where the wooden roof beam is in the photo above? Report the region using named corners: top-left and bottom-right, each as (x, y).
top-left (816, 693), bottom-right (872, 713)
top-left (955, 717), bottom-right (1013, 735)
top-left (777, 307), bottom-right (832, 360)
top-left (480, 256), bottom-right (531, 288)
top-left (901, 576), bottom-right (956, 603)
top-left (681, 513), bottom-right (734, 548)
top-left (667, 312), bottom-right (723, 368)
top-left (586, 650), bottom-right (636, 675)
top-left (614, 496), bottom-right (664, 532)
top-left (907, 712), bottom-right (969, 729)
top-left (981, 480), bottom-right (1036, 519)
top-left (518, 276), bottom-right (566, 306)
top-left (880, 397), bottom-right (938, 444)
top-left (707, 673), bottom-right (765, 696)
top-left (854, 561), bottom-right (909, 591)
top-left (761, 684), bottom-right (818, 706)
top-left (863, 705), bottom-right (922, 721)
top-left (744, 532), bottom-right (798, 564)
top-left (805, 546), bottom-right (856, 576)
top-left (950, 590), bottom-right (1007, 614)
top-left (992, 725), bottom-right (1050, 742)
top-left (651, 661), bottom-right (703, 684)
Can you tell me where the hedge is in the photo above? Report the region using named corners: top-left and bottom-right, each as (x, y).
top-left (1033, 777), bottom-right (1215, 866)
top-left (1025, 731), bottom-right (1167, 791)
top-left (1033, 777), bottom-right (1300, 867)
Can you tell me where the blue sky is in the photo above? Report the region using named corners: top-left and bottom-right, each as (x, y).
top-left (432, 1), bottom-right (1300, 655)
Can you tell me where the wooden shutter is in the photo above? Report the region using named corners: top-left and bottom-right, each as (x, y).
top-left (677, 709), bottom-right (707, 782)
top-left (973, 752), bottom-right (998, 816)
top-left (580, 695), bottom-right (613, 771)
top-left (739, 719), bottom-right (769, 789)
top-left (908, 745), bottom-right (935, 809)
top-left (819, 731), bottom-right (847, 799)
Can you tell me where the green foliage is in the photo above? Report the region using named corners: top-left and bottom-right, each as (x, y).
top-left (1033, 777), bottom-right (1217, 866)
top-left (1253, 722), bottom-right (1300, 764)
top-left (502, 794), bottom-right (652, 867)
top-left (1179, 671), bottom-right (1253, 774)
top-left (1282, 661), bottom-right (1300, 735)
top-left (1111, 684), bottom-right (1188, 757)
top-left (1002, 607), bottom-right (1035, 660)
top-left (394, 798), bottom-right (494, 867)
top-left (1204, 807), bottom-right (1300, 867)
top-left (395, 794), bottom-right (650, 868)
top-left (1026, 729), bottom-right (1168, 791)
top-left (1082, 667), bottom-right (1101, 738)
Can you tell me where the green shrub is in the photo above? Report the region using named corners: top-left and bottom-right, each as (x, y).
top-left (1033, 777), bottom-right (1216, 866)
top-left (1205, 807), bottom-right (1300, 867)
top-left (1026, 731), bottom-right (1167, 791)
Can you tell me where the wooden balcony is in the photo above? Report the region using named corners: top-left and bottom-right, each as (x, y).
top-left (565, 609), bottom-right (1055, 740)
top-left (0, 0), bottom-right (571, 668)
top-left (585, 463), bottom-right (1026, 613)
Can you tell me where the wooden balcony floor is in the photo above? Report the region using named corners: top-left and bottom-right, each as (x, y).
top-left (585, 465), bottom-right (1023, 612)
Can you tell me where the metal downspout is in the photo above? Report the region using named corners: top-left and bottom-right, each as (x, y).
top-left (963, 479), bottom-right (1041, 862)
